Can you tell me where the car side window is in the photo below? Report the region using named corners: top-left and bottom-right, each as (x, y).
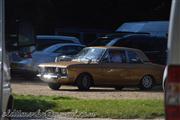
top-left (127, 51), bottom-right (142, 63)
top-left (108, 50), bottom-right (126, 63)
top-left (54, 46), bottom-right (68, 54)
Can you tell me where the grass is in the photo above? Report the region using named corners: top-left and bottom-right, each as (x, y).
top-left (13, 94), bottom-right (164, 119)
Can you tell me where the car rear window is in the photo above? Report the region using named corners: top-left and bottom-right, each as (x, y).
top-left (36, 40), bottom-right (73, 51)
top-left (127, 51), bottom-right (142, 63)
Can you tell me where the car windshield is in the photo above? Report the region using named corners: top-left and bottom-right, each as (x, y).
top-left (73, 47), bottom-right (106, 63)
top-left (42, 44), bottom-right (60, 52)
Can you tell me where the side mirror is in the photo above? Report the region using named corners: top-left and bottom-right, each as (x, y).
top-left (130, 58), bottom-right (142, 63)
top-left (131, 58), bottom-right (138, 62)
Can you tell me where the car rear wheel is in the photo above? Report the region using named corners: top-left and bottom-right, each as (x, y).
top-left (48, 83), bottom-right (61, 90)
top-left (140, 75), bottom-right (154, 90)
top-left (76, 74), bottom-right (92, 91)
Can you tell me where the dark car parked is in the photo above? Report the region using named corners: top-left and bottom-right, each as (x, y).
top-left (89, 32), bottom-right (149, 46)
top-left (107, 34), bottom-right (167, 65)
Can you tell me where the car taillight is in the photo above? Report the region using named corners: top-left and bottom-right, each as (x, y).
top-left (27, 53), bottom-right (32, 58)
top-left (165, 65), bottom-right (180, 120)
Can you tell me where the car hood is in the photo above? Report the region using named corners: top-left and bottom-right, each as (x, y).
top-left (38, 61), bottom-right (85, 68)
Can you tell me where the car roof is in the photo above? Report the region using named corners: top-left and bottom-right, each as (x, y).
top-left (36, 35), bottom-right (80, 43)
top-left (87, 46), bottom-right (144, 53)
top-left (116, 21), bottom-right (169, 37)
top-left (118, 34), bottom-right (167, 40)
top-left (106, 34), bottom-right (167, 46)
top-left (36, 35), bottom-right (78, 40)
top-left (42, 43), bottom-right (85, 52)
top-left (47, 43), bottom-right (85, 48)
top-left (88, 46), bottom-right (139, 50)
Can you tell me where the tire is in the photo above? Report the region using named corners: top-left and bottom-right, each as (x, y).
top-left (48, 83), bottom-right (61, 90)
top-left (3, 95), bottom-right (14, 120)
top-left (76, 74), bottom-right (92, 91)
top-left (140, 75), bottom-right (154, 90)
top-left (115, 86), bottom-right (123, 90)
top-left (7, 95), bottom-right (14, 112)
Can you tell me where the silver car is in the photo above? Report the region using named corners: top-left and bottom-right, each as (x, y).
top-left (2, 55), bottom-right (13, 113)
top-left (0, 1), bottom-right (13, 117)
top-left (15, 43), bottom-right (85, 75)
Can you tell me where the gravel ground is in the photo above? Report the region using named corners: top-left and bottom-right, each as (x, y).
top-left (11, 79), bottom-right (164, 100)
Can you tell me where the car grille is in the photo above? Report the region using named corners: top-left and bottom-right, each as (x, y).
top-left (39, 67), bottom-right (67, 76)
top-left (46, 67), bottom-right (56, 73)
top-left (41, 67), bottom-right (59, 73)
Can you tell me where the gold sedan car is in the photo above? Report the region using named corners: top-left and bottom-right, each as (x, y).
top-left (37, 47), bottom-right (164, 91)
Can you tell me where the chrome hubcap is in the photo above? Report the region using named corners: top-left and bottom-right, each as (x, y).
top-left (82, 76), bottom-right (89, 87)
top-left (142, 76), bottom-right (153, 88)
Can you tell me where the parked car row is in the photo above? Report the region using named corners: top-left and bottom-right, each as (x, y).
top-left (10, 35), bottom-right (83, 77)
top-left (10, 22), bottom-right (167, 91)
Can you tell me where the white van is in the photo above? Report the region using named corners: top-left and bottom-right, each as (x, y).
top-left (165, 0), bottom-right (180, 119)
top-left (116, 21), bottom-right (169, 37)
top-left (2, 55), bottom-right (13, 114)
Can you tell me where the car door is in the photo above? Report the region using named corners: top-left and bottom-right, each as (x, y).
top-left (99, 49), bottom-right (129, 86)
top-left (126, 50), bottom-right (146, 85)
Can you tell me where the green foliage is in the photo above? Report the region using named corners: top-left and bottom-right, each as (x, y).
top-left (14, 95), bottom-right (164, 119)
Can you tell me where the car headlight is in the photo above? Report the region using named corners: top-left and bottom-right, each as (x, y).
top-left (61, 68), bottom-right (67, 76)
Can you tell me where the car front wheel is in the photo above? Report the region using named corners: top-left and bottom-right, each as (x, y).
top-left (48, 83), bottom-right (61, 90)
top-left (76, 74), bottom-right (92, 91)
top-left (140, 75), bottom-right (154, 90)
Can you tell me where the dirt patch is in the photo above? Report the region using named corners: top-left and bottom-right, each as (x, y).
top-left (11, 79), bottom-right (164, 100)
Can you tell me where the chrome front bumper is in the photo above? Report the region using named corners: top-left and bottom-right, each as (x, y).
top-left (37, 73), bottom-right (67, 83)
